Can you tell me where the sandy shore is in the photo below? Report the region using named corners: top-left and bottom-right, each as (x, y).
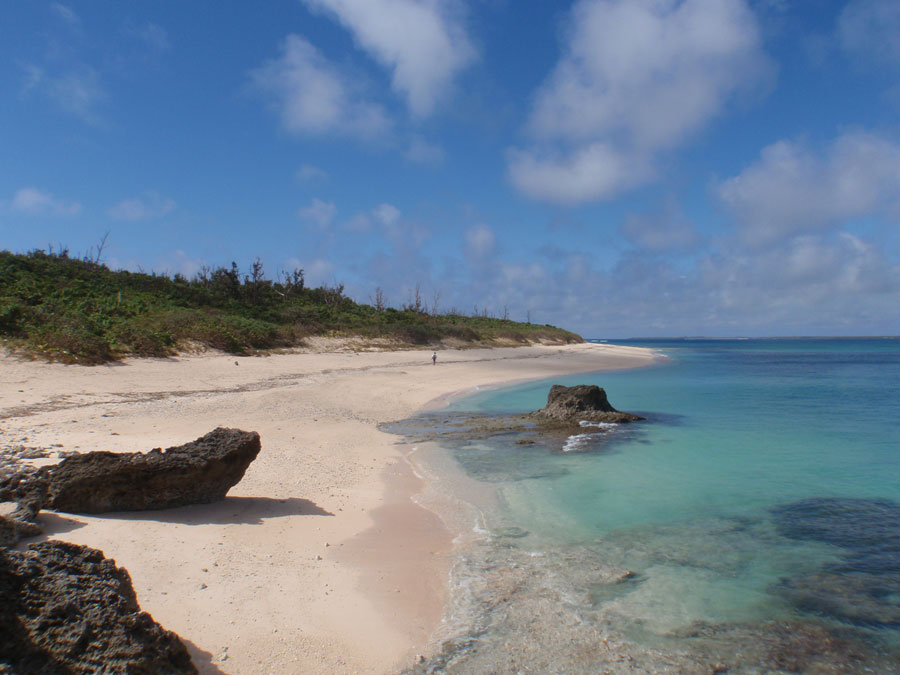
top-left (1, 341), bottom-right (656, 674)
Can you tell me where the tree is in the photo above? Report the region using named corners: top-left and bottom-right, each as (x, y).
top-left (373, 286), bottom-right (386, 312)
top-left (430, 288), bottom-right (441, 316)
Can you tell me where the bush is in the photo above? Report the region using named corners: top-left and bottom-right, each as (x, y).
top-left (35, 314), bottom-right (112, 363)
top-left (0, 249), bottom-right (582, 361)
top-left (0, 300), bottom-right (26, 333)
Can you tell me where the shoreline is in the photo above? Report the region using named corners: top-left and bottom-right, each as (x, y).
top-left (1, 341), bottom-right (657, 673)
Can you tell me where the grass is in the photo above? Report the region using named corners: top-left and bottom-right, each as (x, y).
top-left (0, 249), bottom-right (582, 364)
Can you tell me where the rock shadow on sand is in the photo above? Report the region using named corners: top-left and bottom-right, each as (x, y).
top-left (34, 511), bottom-right (87, 538)
top-left (85, 496), bottom-right (333, 526)
top-left (181, 638), bottom-right (231, 675)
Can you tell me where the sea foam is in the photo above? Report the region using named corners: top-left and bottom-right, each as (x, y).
top-left (561, 420), bottom-right (619, 452)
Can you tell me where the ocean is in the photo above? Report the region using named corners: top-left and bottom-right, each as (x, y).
top-left (393, 338), bottom-right (900, 673)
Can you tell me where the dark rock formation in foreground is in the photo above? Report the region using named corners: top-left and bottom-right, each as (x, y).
top-left (0, 540), bottom-right (197, 674)
top-left (0, 504), bottom-right (41, 548)
top-left (533, 385), bottom-right (644, 424)
top-left (0, 427), bottom-right (260, 516)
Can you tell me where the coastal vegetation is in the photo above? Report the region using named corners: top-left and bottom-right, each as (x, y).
top-left (0, 248), bottom-right (581, 363)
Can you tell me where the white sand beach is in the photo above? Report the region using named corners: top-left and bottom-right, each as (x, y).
top-left (1, 341), bottom-right (655, 674)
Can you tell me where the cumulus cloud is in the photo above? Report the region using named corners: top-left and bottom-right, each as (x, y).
top-left (507, 143), bottom-right (652, 204)
top-left (10, 187), bottom-right (82, 216)
top-left (368, 202), bottom-right (432, 247)
top-left (301, 0), bottom-right (475, 117)
top-left (464, 225), bottom-right (496, 261)
top-left (501, 233), bottom-right (900, 336)
top-left (16, 4), bottom-right (114, 123)
top-left (621, 199), bottom-right (700, 251)
top-left (283, 257), bottom-right (336, 288)
top-left (405, 136), bottom-right (445, 165)
top-left (339, 203), bottom-right (401, 234)
top-left (509, 0), bottom-right (771, 204)
top-left (125, 21), bottom-right (171, 51)
top-left (372, 203), bottom-right (401, 227)
top-left (693, 233), bottom-right (900, 333)
top-left (343, 213), bottom-right (373, 232)
top-left (296, 164), bottom-right (329, 182)
top-left (155, 249), bottom-right (206, 278)
top-left (839, 0), bottom-right (900, 66)
top-left (107, 192), bottom-right (176, 221)
top-left (21, 64), bottom-right (106, 123)
top-left (251, 35), bottom-right (391, 140)
top-left (716, 131), bottom-right (900, 246)
top-left (297, 198), bottom-right (337, 229)
top-left (281, 203), bottom-right (900, 336)
top-left (51, 3), bottom-right (81, 29)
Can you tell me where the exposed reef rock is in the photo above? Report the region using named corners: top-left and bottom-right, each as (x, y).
top-left (533, 384), bottom-right (644, 424)
top-left (0, 540), bottom-right (197, 674)
top-left (45, 427), bottom-right (260, 514)
top-left (0, 462), bottom-right (46, 547)
top-left (0, 504), bottom-right (42, 548)
top-left (381, 384), bottom-right (645, 457)
top-left (0, 428), bottom-right (260, 522)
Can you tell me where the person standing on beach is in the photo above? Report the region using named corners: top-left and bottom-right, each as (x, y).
top-left (432, 351), bottom-right (437, 365)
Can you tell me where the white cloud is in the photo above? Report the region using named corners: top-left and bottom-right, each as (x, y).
top-left (156, 249), bottom-right (205, 279)
top-left (297, 164), bottom-right (329, 182)
top-left (464, 225), bottom-right (496, 260)
top-left (372, 203), bottom-right (401, 227)
top-left (10, 187), bottom-right (82, 216)
top-left (621, 199), bottom-right (700, 251)
top-left (340, 203), bottom-right (400, 234)
top-left (355, 202), bottom-right (431, 248)
top-left (51, 3), bottom-right (81, 29)
top-left (508, 144), bottom-right (652, 205)
top-left (251, 34), bottom-right (391, 140)
top-left (405, 136), bottom-right (445, 165)
top-left (839, 0), bottom-right (900, 66)
top-left (344, 213), bottom-right (373, 232)
top-left (304, 258), bottom-right (336, 287)
top-left (107, 192), bottom-right (176, 221)
top-left (22, 64), bottom-right (106, 123)
top-left (482, 233), bottom-right (900, 336)
top-left (509, 0), bottom-right (771, 204)
top-left (692, 233), bottom-right (900, 332)
top-left (298, 198), bottom-right (337, 229)
top-left (281, 256), bottom-right (337, 288)
top-left (716, 131), bottom-right (900, 246)
top-left (301, 0), bottom-right (475, 117)
top-left (127, 22), bottom-right (171, 51)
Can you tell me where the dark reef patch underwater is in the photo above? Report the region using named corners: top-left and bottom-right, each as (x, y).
top-left (773, 497), bottom-right (900, 630)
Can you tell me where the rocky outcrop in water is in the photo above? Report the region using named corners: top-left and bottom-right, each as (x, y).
top-left (0, 427), bottom-right (260, 516)
top-left (533, 385), bottom-right (643, 424)
top-left (0, 540), bottom-right (197, 673)
top-left (381, 384), bottom-right (646, 456)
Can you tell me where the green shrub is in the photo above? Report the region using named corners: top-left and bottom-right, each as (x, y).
top-left (0, 248), bottom-right (582, 361)
top-left (0, 299), bottom-right (26, 333)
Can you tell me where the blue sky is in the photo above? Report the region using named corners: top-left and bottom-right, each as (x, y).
top-left (2, 0), bottom-right (899, 337)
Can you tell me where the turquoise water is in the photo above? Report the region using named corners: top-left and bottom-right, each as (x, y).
top-left (412, 338), bottom-right (900, 672)
top-left (455, 338), bottom-right (900, 534)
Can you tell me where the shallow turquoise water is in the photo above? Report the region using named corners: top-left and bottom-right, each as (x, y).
top-left (454, 338), bottom-right (900, 532)
top-left (426, 338), bottom-right (900, 667)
